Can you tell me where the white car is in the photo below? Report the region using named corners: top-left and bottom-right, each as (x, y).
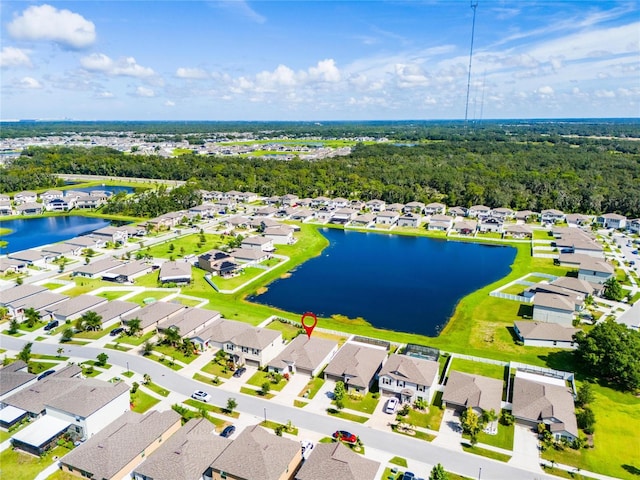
top-left (191, 390), bottom-right (212, 403)
top-left (385, 397), bottom-right (399, 414)
top-left (300, 440), bottom-right (314, 460)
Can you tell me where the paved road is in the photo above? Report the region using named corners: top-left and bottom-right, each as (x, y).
top-left (0, 336), bottom-right (560, 480)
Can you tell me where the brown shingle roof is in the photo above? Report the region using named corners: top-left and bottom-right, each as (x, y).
top-left (295, 442), bottom-right (380, 480)
top-left (268, 335), bottom-right (338, 373)
top-left (379, 354), bottom-right (439, 387)
top-left (211, 425), bottom-right (301, 480)
top-left (514, 321), bottom-right (578, 342)
top-left (443, 371), bottom-right (503, 413)
top-left (0, 361), bottom-right (36, 397)
top-left (324, 343), bottom-right (387, 390)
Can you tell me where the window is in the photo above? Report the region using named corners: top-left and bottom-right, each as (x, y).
top-left (417, 385), bottom-right (425, 392)
top-left (242, 346), bottom-right (249, 353)
top-left (382, 377), bottom-right (391, 385)
top-left (396, 381), bottom-right (405, 387)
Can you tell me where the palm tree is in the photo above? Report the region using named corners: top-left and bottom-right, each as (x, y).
top-left (163, 327), bottom-right (181, 348)
top-left (143, 373), bottom-right (151, 385)
top-left (126, 318), bottom-right (142, 337)
top-left (81, 311), bottom-right (103, 331)
top-left (23, 308), bottom-right (40, 329)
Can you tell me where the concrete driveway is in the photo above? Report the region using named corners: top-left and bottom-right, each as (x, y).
top-left (432, 408), bottom-right (463, 450)
top-left (509, 424), bottom-right (544, 472)
top-left (366, 395), bottom-right (396, 429)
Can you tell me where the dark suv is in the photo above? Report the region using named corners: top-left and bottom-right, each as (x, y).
top-left (44, 320), bottom-right (59, 331)
top-left (233, 367), bottom-right (246, 378)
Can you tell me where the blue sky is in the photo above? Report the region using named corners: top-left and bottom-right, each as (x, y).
top-left (1, 1), bottom-right (638, 121)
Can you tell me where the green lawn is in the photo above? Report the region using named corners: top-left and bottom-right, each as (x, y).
top-left (96, 290), bottom-right (133, 301)
top-left (27, 361), bottom-right (58, 374)
top-left (41, 282), bottom-right (64, 290)
top-left (146, 353), bottom-right (183, 370)
top-left (184, 398), bottom-right (240, 418)
top-left (449, 357), bottom-right (507, 380)
top-left (144, 233), bottom-right (226, 259)
top-left (260, 420), bottom-right (299, 436)
top-left (117, 330), bottom-right (156, 346)
top-left (399, 405), bottom-right (445, 431)
top-left (211, 266), bottom-right (265, 290)
top-left (153, 344), bottom-right (199, 364)
top-left (267, 320), bottom-right (303, 342)
top-left (246, 370), bottom-right (288, 391)
top-left (294, 400), bottom-right (308, 408)
top-left (341, 391), bottom-right (380, 414)
top-left (299, 377), bottom-right (325, 399)
top-left (193, 372), bottom-right (224, 386)
top-left (240, 386), bottom-right (274, 399)
top-left (540, 465), bottom-right (598, 480)
top-left (499, 283), bottom-right (527, 295)
top-left (391, 424), bottom-right (435, 442)
top-left (105, 343), bottom-right (133, 351)
top-left (75, 327), bottom-right (112, 339)
top-left (130, 389), bottom-right (160, 413)
top-left (200, 360), bottom-right (234, 379)
top-left (462, 443), bottom-right (511, 462)
top-left (327, 408), bottom-right (369, 423)
top-left (173, 296), bottom-right (204, 307)
top-left (127, 290), bottom-right (174, 305)
top-left (144, 381), bottom-right (170, 397)
top-left (542, 383), bottom-right (640, 480)
top-left (389, 456), bottom-right (408, 467)
top-left (464, 423), bottom-right (515, 450)
top-left (0, 445), bottom-right (72, 480)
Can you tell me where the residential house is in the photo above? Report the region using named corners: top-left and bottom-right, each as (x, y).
top-left (532, 293), bottom-right (575, 326)
top-left (41, 242), bottom-right (83, 257)
top-left (101, 259), bottom-right (155, 283)
top-left (477, 217), bottom-right (504, 233)
top-left (224, 215), bottom-right (251, 229)
top-left (541, 209), bottom-right (566, 224)
top-left (210, 425), bottom-right (301, 480)
top-left (290, 209), bottom-right (314, 222)
top-left (596, 213), bottom-right (627, 230)
top-left (265, 195), bottom-right (282, 206)
top-left (365, 199), bottom-right (386, 212)
top-left (255, 206), bottom-right (279, 217)
top-left (503, 224), bottom-right (533, 239)
top-left (375, 211), bottom-right (400, 226)
top-left (442, 371), bottom-right (502, 415)
top-left (91, 226), bottom-right (129, 245)
top-left (267, 335), bottom-right (339, 377)
top-left (331, 197), bottom-right (350, 209)
top-left (239, 191), bottom-right (259, 203)
top-left (16, 202), bottom-right (43, 215)
top-left (577, 256), bottom-right (614, 285)
top-left (550, 277), bottom-right (597, 298)
top-left (44, 197), bottom-right (73, 212)
top-left (0, 257), bottom-right (26, 275)
top-left (513, 321), bottom-right (579, 349)
top-left (330, 208), bottom-right (359, 224)
top-left (314, 209), bottom-right (333, 223)
top-left (404, 201), bottom-right (425, 214)
top-left (264, 225), bottom-right (296, 244)
top-left (45, 295), bottom-right (108, 323)
top-left (198, 249), bottom-right (240, 277)
top-left (59, 410), bottom-right (181, 480)
top-left (122, 302), bottom-right (185, 335)
top-left (425, 202), bottom-right (446, 215)
top-left (428, 214), bottom-right (453, 231)
top-left (397, 212), bottom-right (422, 228)
top-left (89, 300), bottom-right (140, 329)
top-left (452, 219), bottom-right (477, 235)
top-left (516, 210), bottom-right (538, 222)
top-left (158, 260), bottom-right (192, 285)
top-left (14, 191), bottom-right (37, 204)
top-left (491, 207), bottom-right (515, 220)
top-left (157, 307), bottom-right (221, 339)
top-left (350, 213), bottom-right (376, 227)
top-left (565, 213), bottom-right (591, 227)
top-left (189, 203), bottom-right (216, 219)
top-left (73, 257), bottom-right (124, 278)
top-left (311, 196), bottom-right (331, 209)
top-left (467, 205), bottom-right (491, 219)
top-left (230, 247), bottom-right (270, 264)
top-left (281, 194), bottom-right (299, 207)
top-left (65, 235), bottom-right (107, 249)
top-left (4, 288), bottom-right (68, 320)
top-left (617, 302), bottom-right (640, 330)
top-left (386, 203), bottom-right (404, 212)
top-left (323, 342), bottom-right (387, 394)
top-left (0, 361), bottom-right (37, 403)
top-left (448, 206), bottom-right (467, 217)
top-left (214, 199), bottom-right (236, 214)
top-left (378, 354), bottom-right (439, 404)
top-left (627, 218), bottom-right (640, 234)
top-left (511, 375), bottom-right (578, 442)
top-left (295, 442), bottom-right (380, 480)
top-left (132, 418), bottom-right (230, 480)
top-left (8, 249), bottom-right (52, 267)
top-left (349, 200), bottom-right (364, 210)
top-left (242, 236), bottom-right (275, 252)
top-left (40, 190), bottom-right (64, 202)
top-left (0, 200), bottom-right (13, 216)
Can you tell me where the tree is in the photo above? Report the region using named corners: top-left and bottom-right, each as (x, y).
top-left (576, 383), bottom-right (594, 407)
top-left (142, 341), bottom-right (154, 356)
top-left (96, 353), bottom-right (109, 367)
top-left (577, 407), bottom-right (596, 434)
top-left (23, 308), bottom-right (40, 329)
top-left (333, 381), bottom-right (346, 402)
top-left (574, 319), bottom-right (640, 391)
top-left (226, 397), bottom-right (237, 414)
top-left (260, 381), bottom-right (271, 396)
top-left (131, 381), bottom-right (140, 393)
top-left (143, 373), bottom-right (151, 385)
top-left (81, 311), bottom-right (103, 331)
top-left (460, 407), bottom-right (482, 445)
top-left (163, 327), bottom-right (181, 347)
top-left (61, 328), bottom-right (74, 342)
top-left (429, 464), bottom-right (449, 480)
top-left (603, 277), bottom-right (625, 301)
top-left (8, 318), bottom-right (19, 335)
top-left (16, 276), bottom-right (23, 285)
top-left (126, 318), bottom-right (142, 337)
top-left (18, 342), bottom-right (32, 363)
top-left (56, 347), bottom-right (64, 358)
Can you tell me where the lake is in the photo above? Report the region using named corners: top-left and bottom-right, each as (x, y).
top-left (0, 216), bottom-right (111, 254)
top-left (250, 228), bottom-right (516, 336)
top-left (67, 185), bottom-right (134, 195)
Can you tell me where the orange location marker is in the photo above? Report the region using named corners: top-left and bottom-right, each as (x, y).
top-left (301, 312), bottom-right (317, 339)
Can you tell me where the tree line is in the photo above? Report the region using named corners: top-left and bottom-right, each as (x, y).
top-left (2, 129), bottom-right (639, 217)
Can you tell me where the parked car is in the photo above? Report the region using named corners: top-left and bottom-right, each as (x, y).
top-left (44, 320), bottom-right (59, 331)
top-left (220, 425), bottom-right (236, 438)
top-left (402, 472), bottom-right (416, 480)
top-left (385, 397), bottom-right (399, 414)
top-left (632, 250), bottom-right (638, 255)
top-left (37, 370), bottom-right (55, 380)
top-left (191, 390), bottom-right (212, 403)
top-left (110, 327), bottom-right (125, 336)
top-left (233, 367), bottom-right (247, 378)
top-left (333, 430), bottom-right (357, 444)
top-left (300, 440), bottom-right (314, 460)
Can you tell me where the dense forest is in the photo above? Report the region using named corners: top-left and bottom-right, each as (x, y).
top-left (2, 125), bottom-right (640, 217)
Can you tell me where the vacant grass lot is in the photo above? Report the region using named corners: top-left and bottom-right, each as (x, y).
top-left (211, 266), bottom-right (265, 290)
top-left (1, 445), bottom-right (72, 480)
top-left (449, 358), bottom-right (506, 380)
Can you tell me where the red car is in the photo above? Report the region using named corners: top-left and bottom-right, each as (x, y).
top-left (333, 430), bottom-right (357, 444)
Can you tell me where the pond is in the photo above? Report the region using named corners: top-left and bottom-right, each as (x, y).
top-left (250, 228), bottom-right (516, 336)
top-left (0, 216), bottom-right (111, 254)
top-left (67, 185), bottom-right (135, 195)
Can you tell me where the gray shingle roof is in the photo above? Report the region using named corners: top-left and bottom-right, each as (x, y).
top-left (46, 294), bottom-right (107, 317)
top-left (511, 376), bottom-right (578, 437)
top-left (0, 284), bottom-right (47, 305)
top-left (379, 354), bottom-right (439, 387)
top-left (295, 442), bottom-right (380, 480)
top-left (442, 371), bottom-right (503, 413)
top-left (533, 292), bottom-right (575, 311)
top-left (268, 335), bottom-right (338, 373)
top-left (73, 257), bottom-right (124, 275)
top-left (159, 260), bottom-right (192, 280)
top-left (46, 381), bottom-right (129, 418)
top-left (514, 321), bottom-right (578, 342)
top-left (134, 418), bottom-right (230, 480)
top-left (158, 307), bottom-right (221, 336)
top-left (211, 425), bottom-right (301, 480)
top-left (89, 300), bottom-right (140, 323)
top-left (122, 302), bottom-right (185, 330)
top-left (0, 361), bottom-right (36, 397)
top-left (324, 343), bottom-right (387, 389)
top-left (59, 410), bottom-right (181, 480)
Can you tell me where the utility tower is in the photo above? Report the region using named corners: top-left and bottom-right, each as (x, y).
top-left (464, 0), bottom-right (479, 126)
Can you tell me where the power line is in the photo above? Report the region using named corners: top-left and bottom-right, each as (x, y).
top-left (464, 0), bottom-right (479, 126)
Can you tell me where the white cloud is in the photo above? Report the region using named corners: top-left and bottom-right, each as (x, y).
top-left (7, 4), bottom-right (95, 49)
top-left (308, 59), bottom-right (341, 83)
top-left (97, 91), bottom-right (114, 98)
top-left (17, 76), bottom-right (42, 89)
top-left (537, 85), bottom-right (554, 96)
top-left (81, 54), bottom-right (155, 78)
top-left (0, 47), bottom-right (32, 68)
top-left (165, 100), bottom-right (176, 106)
top-left (136, 86), bottom-right (155, 97)
top-left (595, 90), bottom-right (615, 98)
top-left (176, 67), bottom-right (209, 79)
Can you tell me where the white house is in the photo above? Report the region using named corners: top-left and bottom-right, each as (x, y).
top-left (378, 354), bottom-right (440, 404)
top-left (596, 213), bottom-right (627, 230)
top-left (532, 293), bottom-right (575, 326)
